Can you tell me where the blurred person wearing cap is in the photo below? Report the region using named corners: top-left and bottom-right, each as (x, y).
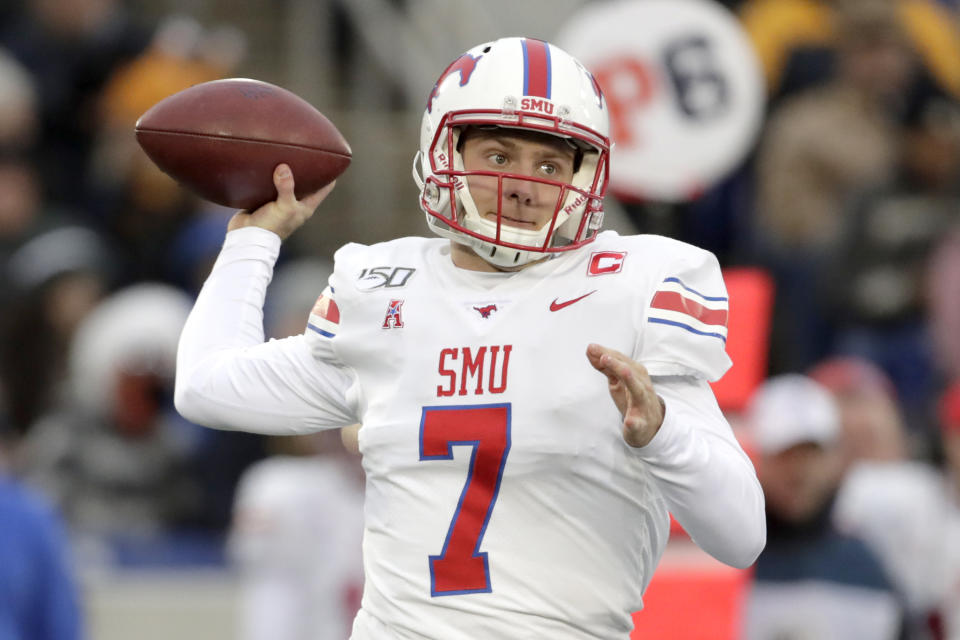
top-left (19, 284), bottom-right (205, 558)
top-left (0, 392), bottom-right (85, 640)
top-left (741, 374), bottom-right (903, 640)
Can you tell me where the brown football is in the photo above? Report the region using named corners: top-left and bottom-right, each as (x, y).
top-left (135, 78), bottom-right (351, 211)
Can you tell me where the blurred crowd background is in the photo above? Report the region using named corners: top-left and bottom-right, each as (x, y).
top-left (1, 0), bottom-right (960, 638)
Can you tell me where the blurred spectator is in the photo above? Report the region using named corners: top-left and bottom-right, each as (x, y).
top-left (821, 88), bottom-right (960, 426)
top-left (811, 356), bottom-right (943, 636)
top-left (0, 226), bottom-right (114, 434)
top-left (0, 149), bottom-right (44, 270)
top-left (742, 374), bottom-right (902, 639)
top-left (739, 0), bottom-right (835, 102)
top-left (87, 14), bottom-right (245, 285)
top-left (0, 393), bottom-right (85, 640)
top-left (808, 355), bottom-right (911, 464)
top-left (0, 48), bottom-right (43, 264)
top-left (755, 0), bottom-right (914, 253)
top-left (0, 47), bottom-right (38, 153)
top-left (229, 429), bottom-right (364, 640)
top-left (0, 47), bottom-right (105, 379)
top-left (739, 0), bottom-right (960, 105)
top-left (834, 462), bottom-right (949, 638)
top-left (753, 0), bottom-right (915, 372)
top-left (20, 284), bottom-right (202, 547)
top-left (833, 380), bottom-right (960, 638)
top-left (0, 0), bottom-right (151, 209)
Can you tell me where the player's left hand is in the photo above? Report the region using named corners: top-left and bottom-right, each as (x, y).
top-left (586, 343), bottom-right (665, 448)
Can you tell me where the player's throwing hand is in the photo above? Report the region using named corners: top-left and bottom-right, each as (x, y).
top-left (228, 163), bottom-right (335, 240)
top-left (587, 343), bottom-right (665, 448)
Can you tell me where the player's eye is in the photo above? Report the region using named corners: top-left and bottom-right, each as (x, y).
top-left (487, 152), bottom-right (508, 166)
top-left (539, 162), bottom-right (558, 175)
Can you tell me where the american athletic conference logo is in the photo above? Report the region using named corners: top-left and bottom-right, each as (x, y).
top-left (382, 299), bottom-right (405, 329)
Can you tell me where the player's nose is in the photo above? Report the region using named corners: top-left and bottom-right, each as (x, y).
top-left (503, 176), bottom-right (542, 206)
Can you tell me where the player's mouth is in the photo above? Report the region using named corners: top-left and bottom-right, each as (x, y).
top-left (484, 211), bottom-right (540, 229)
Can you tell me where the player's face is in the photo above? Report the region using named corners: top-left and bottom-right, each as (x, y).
top-left (459, 129), bottom-right (576, 231)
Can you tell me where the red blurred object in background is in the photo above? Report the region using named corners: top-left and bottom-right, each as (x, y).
top-left (710, 268), bottom-right (775, 413)
top-left (631, 540), bottom-right (751, 640)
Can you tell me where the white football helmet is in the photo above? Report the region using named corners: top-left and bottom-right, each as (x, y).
top-left (413, 37), bottom-right (611, 268)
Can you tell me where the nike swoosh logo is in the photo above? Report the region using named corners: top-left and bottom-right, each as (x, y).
top-left (550, 290), bottom-right (597, 311)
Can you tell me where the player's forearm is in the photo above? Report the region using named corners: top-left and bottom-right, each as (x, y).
top-left (182, 226), bottom-right (280, 347)
top-left (176, 228), bottom-right (357, 434)
top-left (637, 377), bottom-right (766, 568)
top-left (175, 227), bottom-right (282, 431)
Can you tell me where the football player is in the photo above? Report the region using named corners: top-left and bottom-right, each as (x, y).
top-left (176, 37), bottom-right (765, 639)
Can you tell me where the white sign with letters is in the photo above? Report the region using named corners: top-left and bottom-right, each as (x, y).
top-left (556, 0), bottom-right (765, 203)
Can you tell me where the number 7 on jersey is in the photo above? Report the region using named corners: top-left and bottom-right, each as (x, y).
top-left (419, 403), bottom-right (512, 596)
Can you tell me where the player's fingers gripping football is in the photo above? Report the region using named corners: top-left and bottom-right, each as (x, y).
top-left (586, 343), bottom-right (665, 448)
top-left (228, 164), bottom-right (336, 240)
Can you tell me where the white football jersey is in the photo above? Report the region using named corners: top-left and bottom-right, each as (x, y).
top-left (176, 228), bottom-right (764, 640)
